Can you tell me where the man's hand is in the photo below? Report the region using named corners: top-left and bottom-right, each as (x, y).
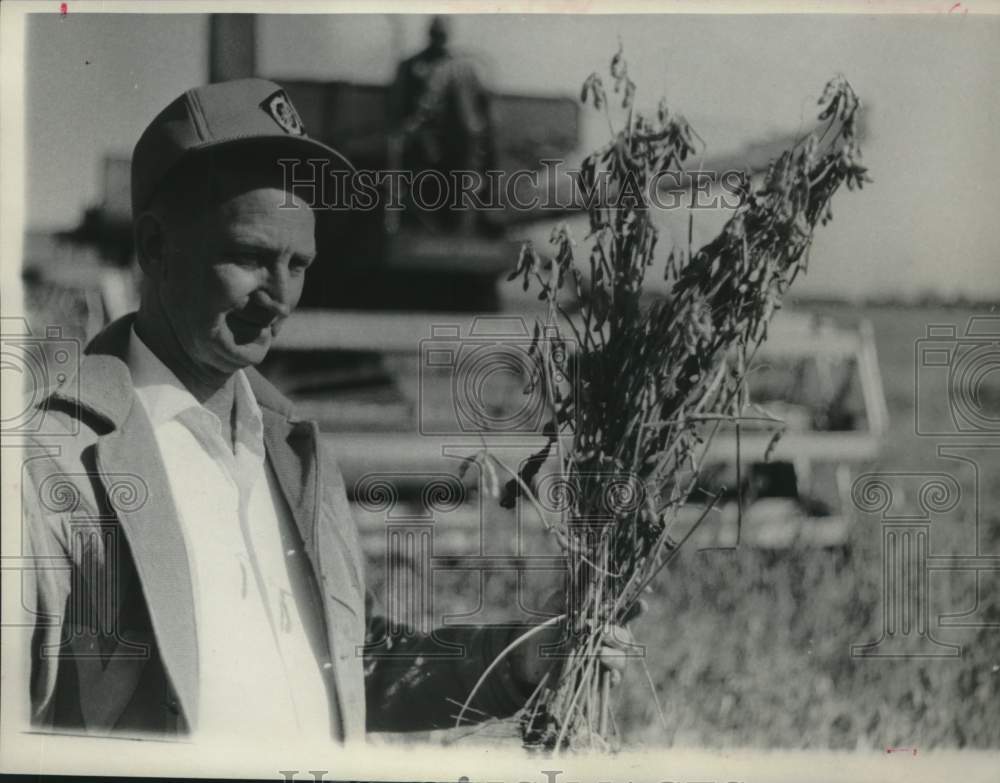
top-left (509, 592), bottom-right (646, 690)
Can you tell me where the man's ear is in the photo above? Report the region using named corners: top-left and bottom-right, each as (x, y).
top-left (133, 211), bottom-right (168, 282)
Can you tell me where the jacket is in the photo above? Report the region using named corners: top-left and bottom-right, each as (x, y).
top-left (19, 314), bottom-right (530, 741)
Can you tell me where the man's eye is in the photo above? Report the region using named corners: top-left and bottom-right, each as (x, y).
top-left (226, 253), bottom-right (263, 267)
top-left (290, 258), bottom-right (313, 273)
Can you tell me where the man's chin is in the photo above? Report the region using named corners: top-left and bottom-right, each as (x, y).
top-left (213, 334), bottom-right (272, 371)
top-left (231, 340), bottom-right (271, 367)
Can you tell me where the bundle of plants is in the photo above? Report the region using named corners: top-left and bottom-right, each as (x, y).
top-left (457, 48), bottom-right (868, 751)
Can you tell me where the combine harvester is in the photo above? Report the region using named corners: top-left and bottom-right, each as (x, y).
top-left (272, 308), bottom-right (890, 574)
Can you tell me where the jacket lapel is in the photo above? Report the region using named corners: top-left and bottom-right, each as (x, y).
top-left (260, 408), bottom-right (319, 566)
top-left (49, 314), bottom-right (199, 727)
top-left (94, 401), bottom-right (199, 727)
top-left (250, 370), bottom-right (365, 741)
top-left (249, 371), bottom-right (359, 609)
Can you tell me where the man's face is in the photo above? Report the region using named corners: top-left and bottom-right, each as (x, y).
top-left (157, 180), bottom-right (316, 374)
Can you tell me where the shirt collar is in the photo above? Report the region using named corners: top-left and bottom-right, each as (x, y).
top-left (127, 326), bottom-right (264, 444)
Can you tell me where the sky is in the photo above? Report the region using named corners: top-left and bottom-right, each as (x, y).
top-left (22, 11), bottom-right (1000, 300)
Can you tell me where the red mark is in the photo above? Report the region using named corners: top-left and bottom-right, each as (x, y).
top-left (948, 2), bottom-right (967, 12)
top-left (59, 2), bottom-right (67, 16)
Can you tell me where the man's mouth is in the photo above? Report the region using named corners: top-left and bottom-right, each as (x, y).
top-left (227, 310), bottom-right (278, 339)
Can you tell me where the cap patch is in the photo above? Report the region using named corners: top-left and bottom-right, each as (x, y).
top-left (261, 90), bottom-right (305, 136)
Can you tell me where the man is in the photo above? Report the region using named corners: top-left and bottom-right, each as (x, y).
top-left (20, 79), bottom-right (630, 742)
top-left (389, 15), bottom-right (496, 234)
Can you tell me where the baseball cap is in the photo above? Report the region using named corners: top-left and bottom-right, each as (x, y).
top-left (130, 78), bottom-right (354, 217)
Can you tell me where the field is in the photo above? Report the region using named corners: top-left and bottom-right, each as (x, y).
top-left (365, 302), bottom-right (1000, 750)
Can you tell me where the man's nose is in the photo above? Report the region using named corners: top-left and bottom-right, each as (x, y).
top-left (255, 266), bottom-right (293, 318)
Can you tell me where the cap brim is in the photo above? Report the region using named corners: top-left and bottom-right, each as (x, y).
top-left (135, 133), bottom-right (357, 217)
top-left (182, 134), bottom-right (357, 203)
top-left (186, 133), bottom-right (356, 176)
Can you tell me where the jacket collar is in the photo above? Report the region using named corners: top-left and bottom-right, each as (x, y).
top-left (47, 313), bottom-right (302, 429)
top-left (52, 314), bottom-right (320, 559)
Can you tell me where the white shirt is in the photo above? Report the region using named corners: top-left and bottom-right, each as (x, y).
top-left (127, 327), bottom-right (332, 741)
